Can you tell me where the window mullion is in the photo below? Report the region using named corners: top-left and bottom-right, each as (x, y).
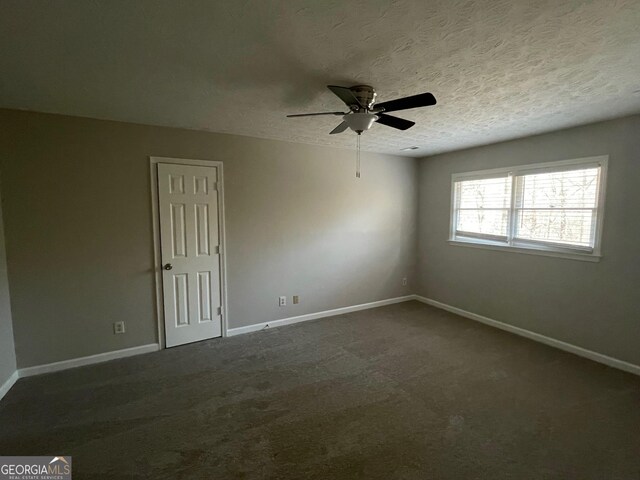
top-left (452, 182), bottom-right (461, 239)
top-left (508, 173), bottom-right (518, 245)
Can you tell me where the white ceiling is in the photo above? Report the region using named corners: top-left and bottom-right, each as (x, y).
top-left (1, 0), bottom-right (639, 157)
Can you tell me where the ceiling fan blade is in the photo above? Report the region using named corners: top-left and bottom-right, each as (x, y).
top-left (287, 111), bottom-right (345, 117)
top-left (327, 85), bottom-right (363, 108)
top-left (329, 121), bottom-right (349, 134)
top-left (375, 113), bottom-right (415, 130)
top-left (375, 92), bottom-right (436, 113)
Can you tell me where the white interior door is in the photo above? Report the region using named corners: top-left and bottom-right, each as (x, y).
top-left (158, 163), bottom-right (223, 347)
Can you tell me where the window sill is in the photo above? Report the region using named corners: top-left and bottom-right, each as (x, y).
top-left (448, 239), bottom-right (601, 263)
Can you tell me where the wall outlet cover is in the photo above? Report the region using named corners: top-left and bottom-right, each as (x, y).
top-left (113, 321), bottom-right (126, 334)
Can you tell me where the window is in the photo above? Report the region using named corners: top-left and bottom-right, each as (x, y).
top-left (450, 156), bottom-right (607, 261)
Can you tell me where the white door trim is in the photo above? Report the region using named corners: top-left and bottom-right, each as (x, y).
top-left (150, 156), bottom-right (229, 347)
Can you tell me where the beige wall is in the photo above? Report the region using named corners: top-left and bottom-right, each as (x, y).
top-left (0, 175), bottom-right (17, 385)
top-left (0, 109), bottom-right (417, 368)
top-left (3, 108), bottom-right (636, 372)
top-left (417, 115), bottom-right (640, 365)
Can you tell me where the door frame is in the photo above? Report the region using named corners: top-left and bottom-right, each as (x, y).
top-left (149, 156), bottom-right (229, 348)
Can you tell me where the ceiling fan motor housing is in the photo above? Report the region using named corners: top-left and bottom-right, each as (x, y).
top-left (344, 85), bottom-right (378, 132)
top-left (349, 85), bottom-right (377, 110)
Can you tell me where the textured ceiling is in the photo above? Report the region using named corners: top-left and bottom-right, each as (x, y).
top-left (1, 0), bottom-right (640, 157)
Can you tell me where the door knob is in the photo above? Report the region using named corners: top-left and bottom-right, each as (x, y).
top-left (163, 263), bottom-right (173, 271)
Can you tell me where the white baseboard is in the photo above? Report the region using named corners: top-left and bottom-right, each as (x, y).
top-left (18, 343), bottom-right (160, 378)
top-left (0, 370), bottom-right (19, 402)
top-left (227, 295), bottom-right (415, 336)
top-left (415, 295), bottom-right (640, 376)
top-left (7, 292), bottom-right (637, 393)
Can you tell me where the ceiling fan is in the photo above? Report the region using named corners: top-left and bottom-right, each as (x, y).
top-left (287, 85), bottom-right (436, 135)
top-left (287, 85), bottom-right (436, 177)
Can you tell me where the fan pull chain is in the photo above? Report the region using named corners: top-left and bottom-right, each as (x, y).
top-left (356, 133), bottom-right (361, 178)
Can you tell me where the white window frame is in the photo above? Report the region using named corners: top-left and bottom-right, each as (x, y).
top-left (449, 155), bottom-right (608, 262)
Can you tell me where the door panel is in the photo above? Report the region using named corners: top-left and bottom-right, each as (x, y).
top-left (173, 274), bottom-right (189, 326)
top-left (158, 163), bottom-right (223, 347)
top-left (197, 271), bottom-right (212, 322)
top-left (171, 203), bottom-right (187, 257)
top-left (195, 204), bottom-right (210, 256)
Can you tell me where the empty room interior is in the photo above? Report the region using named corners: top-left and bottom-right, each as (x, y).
top-left (1, 1), bottom-right (640, 478)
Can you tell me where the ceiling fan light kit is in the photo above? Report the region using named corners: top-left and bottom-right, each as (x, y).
top-left (343, 112), bottom-right (379, 133)
top-left (287, 85), bottom-right (436, 178)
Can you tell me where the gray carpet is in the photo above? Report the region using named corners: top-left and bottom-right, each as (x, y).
top-left (1, 301), bottom-right (639, 479)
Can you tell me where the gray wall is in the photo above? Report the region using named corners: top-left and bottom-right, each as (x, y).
top-left (0, 175), bottom-right (17, 386)
top-left (2, 108), bottom-right (636, 372)
top-left (0, 109), bottom-right (417, 368)
top-left (417, 115), bottom-right (640, 365)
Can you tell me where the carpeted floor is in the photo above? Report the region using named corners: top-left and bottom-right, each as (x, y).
top-left (1, 301), bottom-right (639, 479)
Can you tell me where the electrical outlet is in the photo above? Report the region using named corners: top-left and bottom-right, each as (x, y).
top-left (279, 296), bottom-right (287, 307)
top-left (113, 321), bottom-right (125, 334)
top-left (293, 295), bottom-right (299, 304)
top-left (402, 277), bottom-right (408, 286)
